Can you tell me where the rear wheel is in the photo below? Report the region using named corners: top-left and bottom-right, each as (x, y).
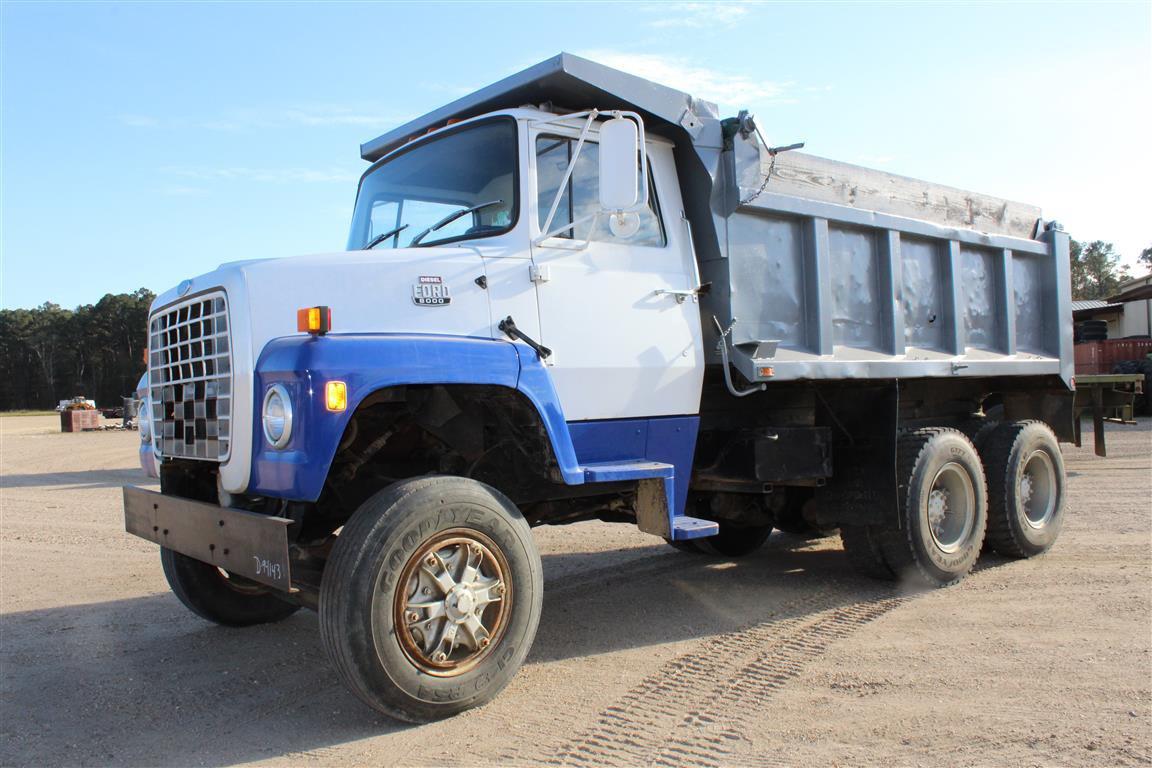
top-left (842, 428), bottom-right (987, 587)
top-left (664, 492), bottom-right (774, 557)
top-left (695, 522), bottom-right (773, 557)
top-left (664, 538), bottom-right (701, 553)
top-left (979, 420), bottom-right (1066, 557)
top-left (772, 489), bottom-right (836, 538)
top-left (319, 476), bottom-right (542, 722)
top-left (161, 548), bottom-right (299, 627)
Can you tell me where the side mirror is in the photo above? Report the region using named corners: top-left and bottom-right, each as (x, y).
top-left (598, 117), bottom-right (641, 211)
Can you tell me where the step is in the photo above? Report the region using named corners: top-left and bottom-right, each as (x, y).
top-left (581, 460), bottom-right (674, 483)
top-left (670, 515), bottom-right (720, 540)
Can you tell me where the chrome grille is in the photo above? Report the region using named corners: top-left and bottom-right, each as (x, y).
top-left (148, 291), bottom-right (232, 461)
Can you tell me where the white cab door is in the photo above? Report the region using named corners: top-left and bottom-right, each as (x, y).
top-left (528, 133), bottom-right (703, 421)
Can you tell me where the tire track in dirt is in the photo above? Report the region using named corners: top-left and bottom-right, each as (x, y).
top-left (520, 582), bottom-right (906, 767)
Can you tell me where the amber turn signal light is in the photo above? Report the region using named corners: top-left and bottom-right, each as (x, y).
top-left (297, 306), bottom-right (331, 335)
top-left (325, 381), bottom-right (347, 412)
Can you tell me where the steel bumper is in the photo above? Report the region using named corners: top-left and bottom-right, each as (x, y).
top-left (123, 486), bottom-right (293, 591)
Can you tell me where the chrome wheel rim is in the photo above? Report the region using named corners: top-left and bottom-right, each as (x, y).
top-left (393, 529), bottom-right (510, 677)
top-left (1020, 450), bottom-right (1057, 528)
top-left (925, 462), bottom-right (976, 554)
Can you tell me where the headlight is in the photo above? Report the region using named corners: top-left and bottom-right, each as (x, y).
top-left (262, 384), bottom-right (293, 449)
top-left (138, 399), bottom-right (151, 441)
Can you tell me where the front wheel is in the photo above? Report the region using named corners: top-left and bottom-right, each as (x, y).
top-left (161, 548), bottom-right (300, 627)
top-left (319, 476), bottom-right (542, 723)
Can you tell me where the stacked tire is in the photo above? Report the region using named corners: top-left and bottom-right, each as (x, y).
top-left (1112, 359), bottom-right (1152, 414)
top-left (1074, 320), bottom-right (1108, 343)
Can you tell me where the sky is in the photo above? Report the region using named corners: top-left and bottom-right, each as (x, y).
top-left (1, 1), bottom-right (1149, 310)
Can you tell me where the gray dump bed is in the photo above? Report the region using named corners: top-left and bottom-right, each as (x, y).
top-left (706, 147), bottom-right (1072, 385)
top-left (362, 53), bottom-right (1073, 386)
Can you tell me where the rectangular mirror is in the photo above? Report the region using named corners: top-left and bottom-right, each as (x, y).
top-left (598, 117), bottom-right (640, 210)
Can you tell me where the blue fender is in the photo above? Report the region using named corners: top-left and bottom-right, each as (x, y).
top-left (249, 334), bottom-right (583, 501)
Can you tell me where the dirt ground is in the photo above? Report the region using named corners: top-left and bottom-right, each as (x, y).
top-left (1, 414), bottom-right (1149, 767)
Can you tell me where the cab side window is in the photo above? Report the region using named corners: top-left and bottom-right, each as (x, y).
top-left (536, 136), bottom-right (665, 247)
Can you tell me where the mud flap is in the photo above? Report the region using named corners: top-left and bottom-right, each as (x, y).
top-left (813, 382), bottom-right (900, 528)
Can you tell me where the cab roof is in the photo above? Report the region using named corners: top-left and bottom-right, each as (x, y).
top-left (359, 52), bottom-right (721, 163)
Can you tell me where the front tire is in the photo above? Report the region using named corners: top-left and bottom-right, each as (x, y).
top-left (161, 548), bottom-right (300, 627)
top-left (979, 421), bottom-right (1066, 558)
top-left (319, 476), bottom-right (542, 723)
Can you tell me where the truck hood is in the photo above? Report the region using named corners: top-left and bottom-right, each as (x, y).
top-left (150, 247), bottom-right (494, 357)
top-left (149, 247), bottom-right (495, 494)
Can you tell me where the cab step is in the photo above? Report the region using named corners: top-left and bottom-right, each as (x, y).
top-left (581, 460), bottom-right (717, 541)
top-left (581, 460), bottom-right (674, 483)
top-left (671, 515), bottom-right (719, 540)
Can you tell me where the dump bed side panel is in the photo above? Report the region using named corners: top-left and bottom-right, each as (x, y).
top-left (701, 146), bottom-right (1073, 387)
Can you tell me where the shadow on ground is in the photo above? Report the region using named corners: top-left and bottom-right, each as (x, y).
top-left (2, 467), bottom-right (155, 490)
top-left (0, 533), bottom-right (1017, 767)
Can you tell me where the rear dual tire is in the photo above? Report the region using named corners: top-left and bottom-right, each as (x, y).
top-left (843, 422), bottom-right (1066, 586)
top-left (842, 428), bottom-right (988, 588)
top-left (979, 421), bottom-right (1066, 558)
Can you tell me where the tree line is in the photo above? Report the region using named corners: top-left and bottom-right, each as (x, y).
top-left (0, 290), bottom-right (153, 411)
top-left (1071, 240), bottom-right (1152, 301)
top-left (0, 238), bottom-right (1148, 411)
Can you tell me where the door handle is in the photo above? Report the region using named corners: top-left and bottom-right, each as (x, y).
top-left (654, 282), bottom-right (712, 304)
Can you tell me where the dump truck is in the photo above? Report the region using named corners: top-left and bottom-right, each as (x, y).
top-left (124, 53), bottom-right (1075, 721)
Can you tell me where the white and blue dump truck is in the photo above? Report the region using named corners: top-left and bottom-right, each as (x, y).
top-left (125, 54), bottom-right (1075, 721)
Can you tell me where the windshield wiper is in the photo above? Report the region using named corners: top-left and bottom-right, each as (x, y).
top-left (363, 224), bottom-right (409, 250)
top-left (410, 200), bottom-right (503, 246)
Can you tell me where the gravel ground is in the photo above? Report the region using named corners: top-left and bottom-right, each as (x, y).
top-left (1, 414), bottom-right (1149, 767)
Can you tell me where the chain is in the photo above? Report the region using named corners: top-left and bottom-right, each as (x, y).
top-left (714, 316), bottom-right (738, 349)
top-left (740, 152), bottom-right (778, 206)
top-left (739, 123), bottom-right (777, 206)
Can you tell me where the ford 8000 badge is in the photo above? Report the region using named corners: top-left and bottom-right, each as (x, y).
top-left (412, 276), bottom-right (451, 306)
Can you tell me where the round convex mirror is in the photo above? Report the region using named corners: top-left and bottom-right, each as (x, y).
top-left (608, 212), bottom-right (641, 238)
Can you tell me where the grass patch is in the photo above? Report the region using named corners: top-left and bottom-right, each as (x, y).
top-left (0, 410), bottom-right (58, 417)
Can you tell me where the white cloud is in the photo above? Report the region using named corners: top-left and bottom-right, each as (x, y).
top-left (118, 114), bottom-right (161, 128)
top-left (418, 80), bottom-right (481, 98)
top-left (160, 185), bottom-right (208, 197)
top-left (644, 2), bottom-right (750, 28)
top-left (163, 166), bottom-right (360, 184)
top-left (576, 50), bottom-right (793, 110)
top-left (281, 106), bottom-right (402, 127)
top-left (118, 105), bottom-right (401, 132)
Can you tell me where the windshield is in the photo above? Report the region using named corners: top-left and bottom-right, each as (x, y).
top-left (347, 118), bottom-right (518, 250)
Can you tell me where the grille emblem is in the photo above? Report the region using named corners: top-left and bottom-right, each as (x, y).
top-left (177, 279), bottom-right (193, 296)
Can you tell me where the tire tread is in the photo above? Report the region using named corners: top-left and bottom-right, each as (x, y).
top-left (874, 427), bottom-right (985, 588)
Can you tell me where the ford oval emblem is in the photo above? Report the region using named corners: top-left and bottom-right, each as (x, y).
top-left (177, 279), bottom-right (193, 297)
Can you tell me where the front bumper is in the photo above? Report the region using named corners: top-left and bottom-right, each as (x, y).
top-left (123, 486), bottom-right (293, 591)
